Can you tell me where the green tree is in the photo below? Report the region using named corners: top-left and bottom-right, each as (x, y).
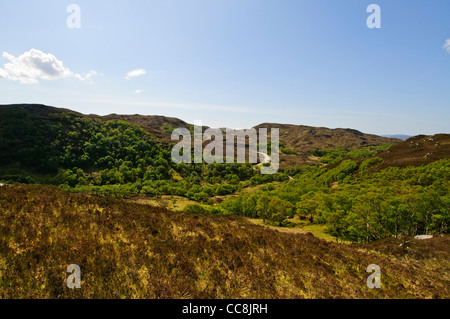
top-left (267, 196), bottom-right (291, 226)
top-left (256, 193), bottom-right (271, 223)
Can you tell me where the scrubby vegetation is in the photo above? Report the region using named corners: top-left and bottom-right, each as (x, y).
top-left (218, 159), bottom-right (450, 242)
top-left (310, 144), bottom-right (393, 164)
top-left (0, 185), bottom-right (448, 298)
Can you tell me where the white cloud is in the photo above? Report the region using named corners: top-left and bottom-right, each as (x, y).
top-left (125, 68), bottom-right (146, 79)
top-left (134, 89), bottom-right (143, 94)
top-left (75, 70), bottom-right (98, 82)
top-left (443, 39), bottom-right (450, 54)
top-left (0, 48), bottom-right (96, 84)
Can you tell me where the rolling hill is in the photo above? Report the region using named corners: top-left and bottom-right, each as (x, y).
top-left (377, 133), bottom-right (450, 168)
top-left (88, 113), bottom-right (191, 143)
top-left (0, 104), bottom-right (401, 168)
top-left (0, 103), bottom-right (449, 299)
top-left (87, 112), bottom-right (403, 169)
top-left (1, 103), bottom-right (448, 188)
top-left (254, 123), bottom-right (400, 168)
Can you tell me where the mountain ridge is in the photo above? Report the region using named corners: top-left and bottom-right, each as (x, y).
top-left (0, 104), bottom-right (402, 169)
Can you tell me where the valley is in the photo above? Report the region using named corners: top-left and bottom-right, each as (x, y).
top-left (0, 103), bottom-right (449, 299)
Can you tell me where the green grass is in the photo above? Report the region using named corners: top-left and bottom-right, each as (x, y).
top-left (301, 223), bottom-right (347, 243)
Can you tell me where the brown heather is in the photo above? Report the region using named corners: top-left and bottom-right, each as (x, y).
top-left (0, 184), bottom-right (448, 299)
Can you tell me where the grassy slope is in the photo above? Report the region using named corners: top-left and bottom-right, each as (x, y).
top-left (247, 218), bottom-right (340, 243)
top-left (0, 185), bottom-right (448, 299)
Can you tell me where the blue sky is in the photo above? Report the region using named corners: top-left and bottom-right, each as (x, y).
top-left (0, 0), bottom-right (449, 135)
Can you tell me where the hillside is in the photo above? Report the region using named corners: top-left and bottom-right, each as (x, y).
top-left (0, 104), bottom-right (401, 169)
top-left (0, 103), bottom-right (83, 117)
top-left (0, 184), bottom-right (448, 299)
top-left (0, 103), bottom-right (282, 199)
top-left (85, 115), bottom-right (402, 169)
top-left (0, 103), bottom-right (402, 195)
top-left (254, 123), bottom-right (401, 168)
top-left (377, 134), bottom-right (450, 168)
top-left (88, 113), bottom-right (191, 143)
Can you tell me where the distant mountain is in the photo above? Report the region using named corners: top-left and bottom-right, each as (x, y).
top-left (381, 134), bottom-right (412, 141)
top-left (88, 114), bottom-right (403, 168)
top-left (0, 104), bottom-right (404, 171)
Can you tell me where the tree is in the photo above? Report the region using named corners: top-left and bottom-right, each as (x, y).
top-left (267, 196), bottom-right (291, 226)
top-left (242, 193), bottom-right (259, 218)
top-left (256, 193), bottom-right (271, 223)
top-left (353, 191), bottom-right (386, 242)
top-left (416, 190), bottom-right (442, 235)
top-left (296, 192), bottom-right (319, 223)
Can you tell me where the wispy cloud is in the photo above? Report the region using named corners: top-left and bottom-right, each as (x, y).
top-left (0, 48), bottom-right (96, 84)
top-left (125, 68), bottom-right (146, 79)
top-left (443, 39), bottom-right (450, 54)
top-left (134, 89), bottom-right (143, 94)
